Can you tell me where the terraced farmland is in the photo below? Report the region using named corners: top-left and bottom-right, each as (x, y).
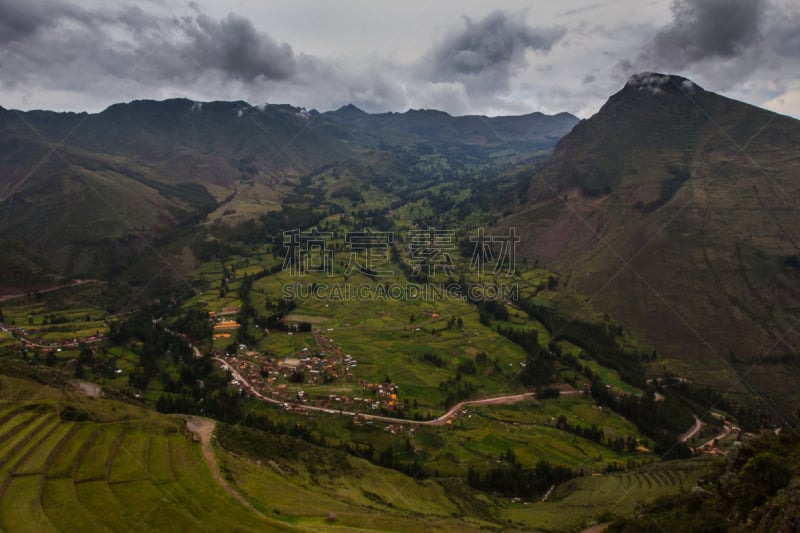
top-left (0, 402), bottom-right (285, 532)
top-left (504, 459), bottom-right (712, 531)
top-left (0, 366), bottom-right (711, 533)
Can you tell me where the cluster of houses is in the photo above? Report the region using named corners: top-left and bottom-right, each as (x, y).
top-left (302, 382), bottom-right (402, 413)
top-left (215, 327), bottom-right (410, 415)
top-left (211, 306), bottom-right (242, 339)
top-left (204, 303), bottom-right (414, 420)
top-left (1, 323), bottom-right (106, 351)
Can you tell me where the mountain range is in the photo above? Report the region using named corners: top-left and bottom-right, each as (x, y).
top-left (2, 72), bottom-right (800, 410)
top-left (0, 100), bottom-right (576, 279)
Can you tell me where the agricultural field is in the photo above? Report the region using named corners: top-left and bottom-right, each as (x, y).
top-left (230, 390), bottom-right (655, 480)
top-left (187, 241), bottom-right (570, 407)
top-left (503, 459), bottom-right (712, 532)
top-left (213, 407), bottom-right (707, 532)
top-left (0, 373), bottom-right (283, 532)
top-left (218, 436), bottom-right (498, 532)
top-left (0, 370), bottom-right (650, 533)
top-left (0, 141), bottom-right (723, 532)
top-left (0, 282), bottom-right (117, 363)
top-left (0, 338), bottom-right (711, 533)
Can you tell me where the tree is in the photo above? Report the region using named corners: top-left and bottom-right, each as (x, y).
top-left (78, 344), bottom-right (94, 366)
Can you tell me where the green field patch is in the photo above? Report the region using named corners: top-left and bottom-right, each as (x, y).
top-left (74, 428), bottom-right (119, 481)
top-left (504, 459), bottom-right (711, 532)
top-left (574, 354), bottom-right (643, 396)
top-left (0, 410), bottom-right (40, 452)
top-left (0, 412), bottom-right (56, 471)
top-left (0, 403), bottom-right (26, 423)
top-left (147, 435), bottom-right (175, 484)
top-left (12, 421), bottom-right (74, 475)
top-left (0, 475), bottom-right (58, 532)
top-left (282, 313), bottom-right (330, 324)
top-left (74, 479), bottom-right (144, 531)
top-left (46, 425), bottom-right (98, 477)
top-left (41, 477), bottom-right (113, 532)
top-left (159, 441), bottom-right (283, 531)
top-left (109, 431), bottom-right (150, 483)
top-left (223, 449), bottom-right (418, 526)
top-left (108, 479), bottom-right (204, 532)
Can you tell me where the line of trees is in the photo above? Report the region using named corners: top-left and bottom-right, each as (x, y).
top-left (467, 449), bottom-right (573, 497)
top-left (555, 414), bottom-right (640, 452)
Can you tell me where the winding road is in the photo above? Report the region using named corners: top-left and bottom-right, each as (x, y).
top-left (698, 422), bottom-right (733, 449)
top-left (679, 415), bottom-right (704, 443)
top-left (213, 356), bottom-right (577, 426)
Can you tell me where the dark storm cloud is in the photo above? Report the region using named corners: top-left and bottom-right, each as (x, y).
top-left (0, 0), bottom-right (296, 90)
top-left (421, 10), bottom-right (566, 96)
top-left (180, 13), bottom-right (295, 81)
top-left (0, 0), bottom-right (88, 43)
top-left (0, 0), bottom-right (163, 45)
top-left (767, 7), bottom-right (800, 59)
top-left (643, 0), bottom-right (767, 69)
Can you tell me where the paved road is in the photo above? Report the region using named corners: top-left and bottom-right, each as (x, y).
top-left (698, 422), bottom-right (733, 449)
top-left (679, 415), bottom-right (704, 442)
top-left (214, 356), bottom-right (576, 426)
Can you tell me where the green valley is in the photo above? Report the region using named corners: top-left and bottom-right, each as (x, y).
top-left (2, 69), bottom-right (799, 532)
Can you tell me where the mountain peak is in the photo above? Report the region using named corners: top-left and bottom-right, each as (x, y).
top-left (335, 103), bottom-right (367, 114)
top-left (624, 72), bottom-right (702, 96)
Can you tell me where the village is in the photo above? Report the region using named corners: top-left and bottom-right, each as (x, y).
top-left (209, 308), bottom-right (408, 420)
top-left (0, 322), bottom-right (106, 351)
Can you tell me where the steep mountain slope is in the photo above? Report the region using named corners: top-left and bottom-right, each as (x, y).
top-left (0, 101), bottom-right (578, 280)
top-left (0, 132), bottom-right (204, 278)
top-left (508, 73), bottom-right (800, 409)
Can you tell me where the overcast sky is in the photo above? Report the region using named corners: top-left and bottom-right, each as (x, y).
top-left (1, 0), bottom-right (799, 118)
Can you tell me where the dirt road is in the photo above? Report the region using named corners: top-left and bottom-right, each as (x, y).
top-left (184, 416), bottom-right (265, 516)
